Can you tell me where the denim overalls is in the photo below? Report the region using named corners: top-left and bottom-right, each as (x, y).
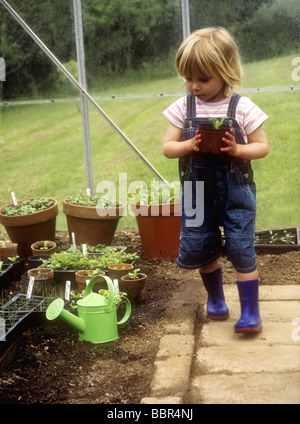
top-left (177, 93), bottom-right (257, 274)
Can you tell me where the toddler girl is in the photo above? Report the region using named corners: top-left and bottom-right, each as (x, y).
top-left (163, 27), bottom-right (269, 333)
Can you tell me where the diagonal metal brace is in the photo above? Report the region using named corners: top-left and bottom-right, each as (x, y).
top-left (0, 0), bottom-right (170, 187)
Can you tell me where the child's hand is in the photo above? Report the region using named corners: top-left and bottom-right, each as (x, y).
top-left (189, 129), bottom-right (202, 152)
top-left (220, 129), bottom-right (238, 155)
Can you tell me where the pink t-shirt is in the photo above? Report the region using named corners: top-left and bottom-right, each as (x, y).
top-left (163, 95), bottom-right (268, 143)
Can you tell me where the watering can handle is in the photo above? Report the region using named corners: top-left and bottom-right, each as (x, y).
top-left (117, 295), bottom-right (132, 325)
top-left (83, 275), bottom-right (115, 312)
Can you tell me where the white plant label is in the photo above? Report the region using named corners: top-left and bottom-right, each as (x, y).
top-left (0, 318), bottom-right (5, 341)
top-left (26, 276), bottom-right (35, 299)
top-left (113, 279), bottom-right (119, 295)
top-left (71, 232), bottom-right (76, 247)
top-left (65, 280), bottom-right (71, 301)
top-left (82, 244), bottom-right (87, 256)
top-left (86, 188), bottom-right (91, 196)
top-left (11, 192), bottom-right (18, 206)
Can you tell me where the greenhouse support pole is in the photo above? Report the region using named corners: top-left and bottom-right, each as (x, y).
top-left (73, 0), bottom-right (94, 195)
top-left (181, 0), bottom-right (191, 40)
top-left (0, 0), bottom-right (170, 187)
top-left (181, 0), bottom-right (191, 95)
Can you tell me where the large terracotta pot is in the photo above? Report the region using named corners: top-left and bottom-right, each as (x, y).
top-left (0, 198), bottom-right (58, 258)
top-left (63, 201), bottom-right (124, 246)
top-left (130, 202), bottom-right (181, 260)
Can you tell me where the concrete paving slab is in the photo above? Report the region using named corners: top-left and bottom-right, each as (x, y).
top-left (189, 372), bottom-right (300, 404)
top-left (195, 345), bottom-right (300, 374)
top-left (223, 284), bottom-right (300, 301)
top-left (200, 321), bottom-right (299, 346)
top-left (151, 356), bottom-right (193, 397)
top-left (150, 334), bottom-right (195, 398)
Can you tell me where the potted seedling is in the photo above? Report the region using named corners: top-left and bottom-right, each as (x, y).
top-left (27, 267), bottom-right (54, 296)
top-left (0, 241), bottom-right (18, 261)
top-left (120, 268), bottom-right (147, 303)
top-left (63, 191), bottom-right (124, 246)
top-left (108, 263), bottom-right (134, 282)
top-left (129, 180), bottom-right (181, 260)
top-left (198, 117), bottom-right (231, 154)
top-left (31, 240), bottom-right (57, 256)
top-left (0, 195), bottom-right (58, 258)
top-left (75, 269), bottom-right (106, 293)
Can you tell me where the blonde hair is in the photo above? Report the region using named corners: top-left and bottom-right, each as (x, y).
top-left (175, 27), bottom-right (242, 95)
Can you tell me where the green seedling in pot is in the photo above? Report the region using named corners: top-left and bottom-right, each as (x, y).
top-left (7, 255), bottom-right (19, 262)
top-left (208, 116), bottom-right (228, 129)
top-left (128, 268), bottom-right (141, 279)
top-left (2, 198), bottom-right (54, 216)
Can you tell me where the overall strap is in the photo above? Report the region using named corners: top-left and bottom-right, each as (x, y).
top-left (186, 93), bottom-right (196, 118)
top-left (187, 93), bottom-right (241, 119)
top-left (227, 94), bottom-right (241, 118)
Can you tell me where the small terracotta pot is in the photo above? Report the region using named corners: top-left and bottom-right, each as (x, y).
top-left (108, 263), bottom-right (134, 282)
top-left (198, 127), bottom-right (227, 154)
top-left (31, 240), bottom-right (56, 256)
top-left (0, 242), bottom-right (18, 261)
top-left (75, 270), bottom-right (106, 293)
top-left (27, 267), bottom-right (54, 296)
top-left (120, 272), bottom-right (147, 303)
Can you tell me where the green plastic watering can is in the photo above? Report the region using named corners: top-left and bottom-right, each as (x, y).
top-left (46, 275), bottom-right (131, 344)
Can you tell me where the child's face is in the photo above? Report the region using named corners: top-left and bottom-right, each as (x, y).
top-left (185, 72), bottom-right (226, 102)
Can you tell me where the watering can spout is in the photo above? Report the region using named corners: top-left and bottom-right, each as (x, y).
top-left (46, 298), bottom-right (85, 334)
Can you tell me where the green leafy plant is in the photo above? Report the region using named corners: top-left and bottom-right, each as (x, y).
top-left (40, 241), bottom-right (50, 250)
top-left (69, 288), bottom-right (126, 309)
top-left (109, 264), bottom-right (131, 270)
top-left (79, 269), bottom-right (102, 277)
top-left (2, 198), bottom-right (54, 216)
top-left (39, 249), bottom-right (138, 271)
top-left (127, 268), bottom-right (141, 279)
top-left (65, 192), bottom-right (119, 208)
top-left (268, 230), bottom-right (295, 245)
top-left (254, 229), bottom-right (296, 245)
top-left (208, 117), bottom-right (228, 129)
top-left (129, 180), bottom-right (180, 205)
top-left (7, 256), bottom-right (20, 262)
top-left (67, 243), bottom-right (122, 255)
